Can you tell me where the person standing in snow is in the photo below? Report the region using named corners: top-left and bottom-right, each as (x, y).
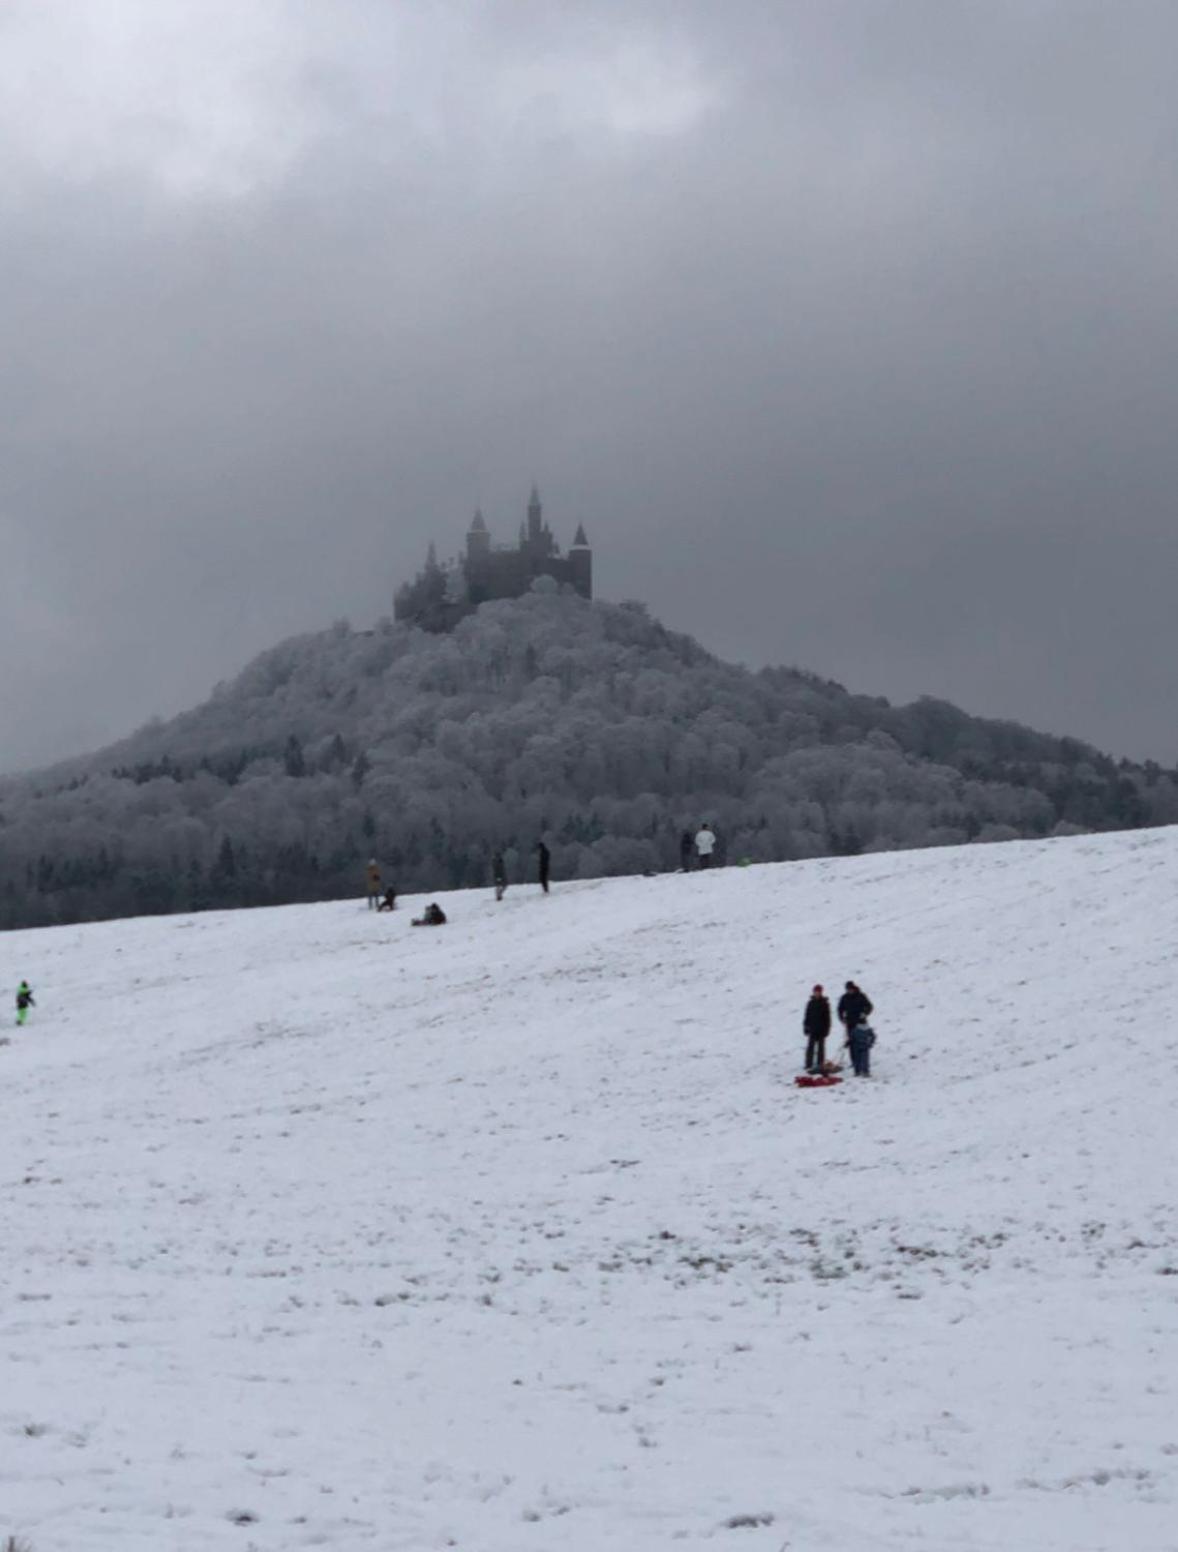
top-left (536, 840), bottom-right (551, 895)
top-left (694, 823), bottom-right (717, 870)
top-left (492, 850), bottom-right (508, 902)
top-left (837, 980), bottom-right (872, 1032)
top-left (679, 831), bottom-right (693, 872)
top-left (365, 858), bottom-right (382, 910)
top-left (803, 985), bottom-right (832, 1074)
top-left (15, 981), bottom-right (34, 1026)
top-left (848, 1021), bottom-right (876, 1077)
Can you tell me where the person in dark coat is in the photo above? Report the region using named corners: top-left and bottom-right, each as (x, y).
top-left (492, 851), bottom-right (508, 902)
top-left (837, 981), bottom-right (873, 1035)
top-left (803, 984), bottom-right (832, 1074)
top-left (377, 886), bottom-right (397, 912)
top-left (537, 840), bottom-right (551, 895)
top-left (679, 831), bottom-right (693, 872)
top-left (412, 902), bottom-right (447, 926)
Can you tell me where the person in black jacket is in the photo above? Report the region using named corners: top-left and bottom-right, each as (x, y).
top-left (537, 840), bottom-right (551, 895)
top-left (837, 981), bottom-right (873, 1035)
top-left (803, 985), bottom-right (832, 1073)
top-left (492, 850), bottom-right (508, 902)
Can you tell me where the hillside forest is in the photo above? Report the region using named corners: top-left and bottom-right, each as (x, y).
top-left (2, 592), bottom-right (1176, 929)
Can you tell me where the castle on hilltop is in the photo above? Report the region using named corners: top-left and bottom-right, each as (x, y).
top-left (394, 486), bottom-right (593, 631)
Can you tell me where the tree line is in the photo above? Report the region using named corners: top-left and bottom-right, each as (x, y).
top-left (2, 593), bottom-right (1175, 929)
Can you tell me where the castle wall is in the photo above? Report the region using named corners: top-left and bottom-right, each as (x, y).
top-left (466, 550), bottom-right (533, 604)
top-left (465, 548), bottom-right (591, 605)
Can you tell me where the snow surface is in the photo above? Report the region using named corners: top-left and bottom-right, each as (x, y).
top-left (2, 829), bottom-right (1177, 1551)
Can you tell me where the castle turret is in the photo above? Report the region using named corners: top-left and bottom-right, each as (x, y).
top-left (568, 521), bottom-right (592, 600)
top-left (466, 507), bottom-right (490, 563)
top-left (526, 484), bottom-right (543, 551)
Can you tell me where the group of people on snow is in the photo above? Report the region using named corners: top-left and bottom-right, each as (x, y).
top-left (803, 981), bottom-right (877, 1078)
top-left (365, 838), bottom-right (887, 1085)
top-left (490, 841), bottom-right (550, 902)
top-left (366, 838), bottom-right (556, 917)
top-left (370, 825), bottom-right (725, 917)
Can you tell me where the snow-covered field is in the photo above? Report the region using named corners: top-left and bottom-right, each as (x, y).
top-left (2, 829), bottom-right (1177, 1551)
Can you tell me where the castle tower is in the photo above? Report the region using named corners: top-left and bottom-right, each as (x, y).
top-left (466, 507), bottom-right (490, 563)
top-left (568, 521), bottom-right (593, 600)
top-left (526, 484), bottom-right (543, 552)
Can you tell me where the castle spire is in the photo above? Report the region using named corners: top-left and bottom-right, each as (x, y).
top-left (526, 483), bottom-right (542, 547)
top-left (466, 506), bottom-right (491, 566)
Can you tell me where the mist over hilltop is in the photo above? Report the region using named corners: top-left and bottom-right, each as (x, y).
top-left (6, 5), bottom-right (1178, 768)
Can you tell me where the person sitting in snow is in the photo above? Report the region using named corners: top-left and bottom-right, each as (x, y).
top-left (15, 981), bottom-right (34, 1026)
top-left (412, 902), bottom-right (447, 927)
top-left (377, 886), bottom-right (397, 912)
top-left (803, 984), bottom-right (832, 1074)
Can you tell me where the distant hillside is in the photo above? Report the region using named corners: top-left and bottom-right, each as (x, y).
top-left (2, 592), bottom-right (1175, 927)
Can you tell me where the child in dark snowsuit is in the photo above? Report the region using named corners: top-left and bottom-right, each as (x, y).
top-left (492, 851), bottom-right (507, 902)
top-left (16, 981), bottom-right (34, 1026)
top-left (412, 902), bottom-right (447, 926)
top-left (849, 1023), bottom-right (876, 1077)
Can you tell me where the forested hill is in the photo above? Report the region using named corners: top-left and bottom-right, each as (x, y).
top-left (2, 592), bottom-right (1175, 928)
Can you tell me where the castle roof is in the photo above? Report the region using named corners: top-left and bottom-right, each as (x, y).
top-left (469, 508), bottom-right (488, 533)
top-left (571, 522), bottom-right (589, 548)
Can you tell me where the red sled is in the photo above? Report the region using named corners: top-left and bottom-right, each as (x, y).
top-left (795, 1074), bottom-right (843, 1088)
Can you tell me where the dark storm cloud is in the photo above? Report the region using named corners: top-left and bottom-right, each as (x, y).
top-left (3, 0), bottom-right (1178, 770)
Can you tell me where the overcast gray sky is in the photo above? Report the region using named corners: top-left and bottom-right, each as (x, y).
top-left (3, 0), bottom-right (1177, 772)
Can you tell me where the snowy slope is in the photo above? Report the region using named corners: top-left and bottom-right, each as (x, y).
top-left (2, 829), bottom-right (1177, 1551)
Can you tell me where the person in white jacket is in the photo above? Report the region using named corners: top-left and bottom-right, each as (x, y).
top-left (694, 823), bottom-right (717, 869)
